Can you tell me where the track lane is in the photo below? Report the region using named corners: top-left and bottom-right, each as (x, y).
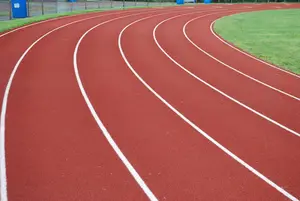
top-left (155, 9), bottom-right (300, 135)
top-left (120, 9), bottom-right (300, 199)
top-left (186, 7), bottom-right (300, 98)
top-left (2, 10), bottom-right (171, 201)
top-left (77, 7), bottom-right (296, 200)
top-left (0, 8), bottom-right (162, 121)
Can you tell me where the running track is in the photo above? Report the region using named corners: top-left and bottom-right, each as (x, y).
top-left (0, 3), bottom-right (300, 201)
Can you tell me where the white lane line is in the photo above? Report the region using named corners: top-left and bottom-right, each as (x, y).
top-left (0, 10), bottom-right (156, 201)
top-left (118, 12), bottom-right (300, 201)
top-left (210, 19), bottom-right (300, 79)
top-left (73, 10), bottom-right (190, 201)
top-left (72, 7), bottom-right (218, 201)
top-left (73, 8), bottom-right (239, 201)
top-left (183, 16), bottom-right (300, 101)
top-left (153, 13), bottom-right (300, 137)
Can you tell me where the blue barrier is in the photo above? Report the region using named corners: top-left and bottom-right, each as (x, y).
top-left (204, 0), bottom-right (211, 3)
top-left (11, 0), bottom-right (27, 18)
top-left (176, 0), bottom-right (184, 4)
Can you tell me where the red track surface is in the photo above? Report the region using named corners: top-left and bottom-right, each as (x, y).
top-left (1, 3), bottom-right (300, 201)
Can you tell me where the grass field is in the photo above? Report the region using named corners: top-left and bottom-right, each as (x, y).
top-left (0, 9), bottom-right (108, 32)
top-left (214, 9), bottom-right (300, 74)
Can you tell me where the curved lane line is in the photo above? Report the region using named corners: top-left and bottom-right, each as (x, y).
top-left (210, 19), bottom-right (300, 79)
top-left (183, 16), bottom-right (300, 101)
top-left (118, 12), bottom-right (300, 201)
top-left (73, 11), bottom-right (172, 201)
top-left (0, 10), bottom-right (158, 201)
top-left (153, 12), bottom-right (300, 137)
top-left (72, 8), bottom-right (216, 201)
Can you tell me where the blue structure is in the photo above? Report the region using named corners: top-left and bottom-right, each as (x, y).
top-left (204, 0), bottom-right (211, 3)
top-left (176, 0), bottom-right (184, 4)
top-left (11, 0), bottom-right (27, 18)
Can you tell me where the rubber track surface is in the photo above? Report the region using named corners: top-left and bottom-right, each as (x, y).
top-left (0, 3), bottom-right (299, 201)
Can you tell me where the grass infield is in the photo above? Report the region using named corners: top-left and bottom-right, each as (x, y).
top-left (214, 9), bottom-right (300, 74)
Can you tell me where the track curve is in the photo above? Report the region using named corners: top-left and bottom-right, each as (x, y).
top-left (1, 3), bottom-right (300, 201)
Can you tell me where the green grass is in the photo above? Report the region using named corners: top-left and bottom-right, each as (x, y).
top-left (0, 9), bottom-right (96, 32)
top-left (214, 9), bottom-right (300, 74)
top-left (0, 5), bottom-right (172, 33)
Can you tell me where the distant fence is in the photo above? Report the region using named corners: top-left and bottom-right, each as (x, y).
top-left (214, 0), bottom-right (299, 2)
top-left (0, 0), bottom-right (177, 20)
top-left (215, 0), bottom-right (299, 2)
top-left (26, 0), bottom-right (176, 16)
top-left (0, 0), bottom-right (299, 21)
top-left (0, 0), bottom-right (10, 20)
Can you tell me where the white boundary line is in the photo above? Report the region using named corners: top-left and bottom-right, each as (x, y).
top-left (0, 10), bottom-right (158, 201)
top-left (118, 12), bottom-right (300, 201)
top-left (153, 12), bottom-right (300, 138)
top-left (210, 19), bottom-right (300, 79)
top-left (183, 16), bottom-right (300, 101)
